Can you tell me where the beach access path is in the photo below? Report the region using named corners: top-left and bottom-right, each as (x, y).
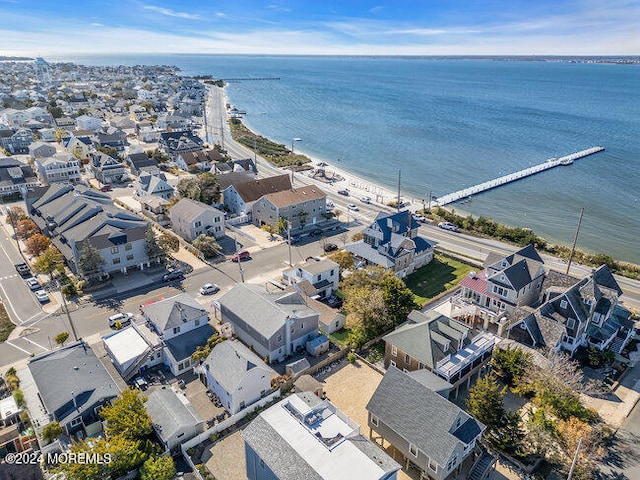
top-left (204, 85), bottom-right (640, 312)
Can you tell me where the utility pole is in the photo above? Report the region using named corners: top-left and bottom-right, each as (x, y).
top-left (253, 136), bottom-right (257, 164)
top-left (567, 437), bottom-right (583, 480)
top-left (566, 208), bottom-right (584, 275)
top-left (234, 236), bottom-right (245, 282)
top-left (428, 190), bottom-right (432, 212)
top-left (59, 274), bottom-right (79, 342)
top-left (220, 114), bottom-right (225, 151)
top-left (290, 138), bottom-right (301, 184)
top-left (287, 221), bottom-right (293, 267)
top-left (396, 170), bottom-right (401, 212)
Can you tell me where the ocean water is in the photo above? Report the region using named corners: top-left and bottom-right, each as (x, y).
top-left (56, 55), bottom-right (640, 263)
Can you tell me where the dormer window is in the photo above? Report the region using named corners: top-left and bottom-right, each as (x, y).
top-left (560, 300), bottom-right (568, 309)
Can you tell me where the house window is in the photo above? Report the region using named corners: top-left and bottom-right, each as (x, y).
top-left (70, 417), bottom-right (83, 427)
top-left (391, 345), bottom-right (397, 357)
top-left (195, 319), bottom-right (200, 326)
top-left (428, 458), bottom-right (437, 472)
top-left (390, 360), bottom-right (396, 367)
top-left (301, 323), bottom-right (304, 330)
top-left (239, 401), bottom-right (245, 409)
top-left (260, 459), bottom-right (265, 469)
top-left (195, 221), bottom-right (202, 228)
top-left (371, 414), bottom-right (378, 427)
top-left (330, 270), bottom-right (334, 276)
top-left (112, 258), bottom-right (121, 264)
top-left (560, 300), bottom-right (568, 309)
top-left (404, 353), bottom-right (411, 364)
top-left (111, 246), bottom-right (119, 254)
top-left (173, 326), bottom-right (181, 334)
top-left (317, 275), bottom-right (321, 282)
top-left (126, 254), bottom-right (134, 261)
top-left (409, 443), bottom-right (418, 457)
top-left (277, 335), bottom-right (282, 342)
top-left (125, 243), bottom-right (132, 251)
top-left (418, 362), bottom-right (424, 370)
top-left (567, 318), bottom-right (575, 329)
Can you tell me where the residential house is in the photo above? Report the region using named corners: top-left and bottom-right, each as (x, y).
top-left (19, 342), bottom-right (120, 438)
top-left (0, 158), bottom-right (39, 196)
top-left (344, 210), bottom-right (434, 278)
top-left (157, 113), bottom-right (190, 131)
top-left (75, 114), bottom-right (102, 131)
top-left (127, 152), bottom-right (160, 177)
top-left (129, 104), bottom-right (149, 122)
top-left (222, 173), bottom-right (291, 217)
top-left (158, 131), bottom-right (204, 159)
top-left (54, 117), bottom-right (76, 129)
top-left (0, 128), bottom-right (33, 154)
top-left (243, 392), bottom-right (401, 480)
top-left (136, 173), bottom-right (174, 199)
top-left (38, 128), bottom-right (56, 142)
top-left (177, 149), bottom-right (224, 172)
top-left (252, 185), bottom-right (327, 230)
top-left (93, 129), bottom-right (128, 152)
top-left (195, 340), bottom-right (277, 415)
top-left (506, 265), bottom-right (635, 356)
top-left (145, 389), bottom-right (204, 452)
top-left (28, 142), bottom-right (56, 158)
top-left (61, 134), bottom-right (92, 159)
top-left (109, 115), bottom-right (136, 130)
top-left (169, 198), bottom-right (225, 241)
top-left (34, 153), bottom-right (81, 184)
top-left (214, 284), bottom-right (320, 363)
top-left (27, 184), bottom-right (152, 275)
top-left (456, 245), bottom-right (546, 330)
top-left (282, 258), bottom-right (339, 299)
top-left (86, 153), bottom-right (126, 184)
top-left (0, 109), bottom-right (30, 128)
top-left (212, 158), bottom-right (257, 177)
top-left (136, 121), bottom-right (162, 143)
top-left (383, 310), bottom-right (497, 396)
top-left (367, 367), bottom-right (492, 480)
top-left (139, 196), bottom-right (170, 227)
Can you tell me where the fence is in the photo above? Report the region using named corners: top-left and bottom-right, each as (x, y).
top-left (226, 214), bottom-right (251, 226)
top-left (279, 347), bottom-right (350, 392)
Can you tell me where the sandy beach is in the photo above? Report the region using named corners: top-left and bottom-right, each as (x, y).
top-left (209, 85), bottom-right (423, 213)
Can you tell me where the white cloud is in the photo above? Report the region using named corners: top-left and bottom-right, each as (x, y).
top-left (90, 22), bottom-right (105, 27)
top-left (143, 5), bottom-right (201, 20)
top-left (370, 6), bottom-right (384, 14)
top-left (267, 4), bottom-right (290, 12)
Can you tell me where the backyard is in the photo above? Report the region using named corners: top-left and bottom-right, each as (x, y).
top-left (405, 253), bottom-right (474, 305)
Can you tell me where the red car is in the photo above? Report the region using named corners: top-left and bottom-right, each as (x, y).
top-left (99, 184), bottom-right (112, 192)
top-left (231, 250), bottom-right (250, 262)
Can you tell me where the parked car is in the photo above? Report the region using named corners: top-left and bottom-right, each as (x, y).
top-left (309, 228), bottom-right (323, 237)
top-left (337, 189), bottom-right (350, 196)
top-left (412, 213), bottom-right (426, 223)
top-left (162, 270), bottom-right (184, 282)
top-left (325, 295), bottom-right (343, 308)
top-left (286, 235), bottom-right (302, 245)
top-left (134, 376), bottom-right (148, 391)
top-left (200, 283), bottom-right (220, 295)
top-left (347, 204), bottom-right (359, 211)
top-left (438, 221), bottom-right (459, 232)
top-left (323, 243), bottom-right (338, 253)
top-left (326, 201), bottom-right (335, 210)
top-left (99, 184), bottom-right (112, 192)
top-left (360, 196), bottom-right (371, 204)
top-left (34, 290), bottom-right (49, 303)
top-left (231, 250), bottom-right (250, 262)
top-left (25, 277), bottom-right (41, 291)
top-left (14, 262), bottom-right (30, 276)
top-left (108, 312), bottom-right (134, 328)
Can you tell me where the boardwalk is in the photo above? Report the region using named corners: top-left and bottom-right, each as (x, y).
top-left (435, 146), bottom-right (605, 206)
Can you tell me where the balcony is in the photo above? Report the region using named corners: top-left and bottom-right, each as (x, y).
top-left (434, 332), bottom-right (498, 381)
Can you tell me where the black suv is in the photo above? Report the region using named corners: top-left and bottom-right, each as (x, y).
top-left (162, 270), bottom-right (184, 282)
top-left (309, 228), bottom-right (323, 237)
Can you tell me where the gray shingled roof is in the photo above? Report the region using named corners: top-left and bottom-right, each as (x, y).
top-left (169, 197), bottom-right (222, 223)
top-left (202, 340), bottom-right (275, 394)
top-left (366, 367), bottom-right (484, 467)
top-left (27, 342), bottom-right (119, 426)
top-left (145, 389), bottom-right (203, 442)
top-left (142, 293), bottom-right (208, 332)
top-left (218, 284), bottom-right (318, 340)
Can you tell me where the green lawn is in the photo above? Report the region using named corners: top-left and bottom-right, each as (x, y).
top-left (327, 328), bottom-right (351, 346)
top-left (405, 253), bottom-right (474, 306)
top-left (0, 303), bottom-right (16, 343)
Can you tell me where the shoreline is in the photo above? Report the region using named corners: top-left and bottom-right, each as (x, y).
top-left (215, 85), bottom-right (639, 272)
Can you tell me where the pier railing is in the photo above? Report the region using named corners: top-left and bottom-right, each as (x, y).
top-left (435, 146), bottom-right (604, 206)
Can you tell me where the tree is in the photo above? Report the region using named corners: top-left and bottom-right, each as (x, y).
top-left (26, 233), bottom-right (50, 256)
top-left (77, 239), bottom-right (105, 283)
top-left (54, 332), bottom-right (69, 346)
top-left (466, 374), bottom-right (506, 435)
top-left (261, 224), bottom-right (276, 240)
top-left (329, 250), bottom-right (354, 272)
top-left (158, 233), bottom-right (180, 253)
top-left (197, 172), bottom-right (221, 204)
top-left (193, 234), bottom-right (221, 258)
top-left (557, 417), bottom-right (607, 480)
top-left (99, 389), bottom-right (153, 440)
top-left (381, 274), bottom-right (419, 328)
top-left (140, 456), bottom-right (176, 480)
top-left (7, 206), bottom-right (27, 225)
top-left (344, 287), bottom-right (389, 339)
top-left (15, 219), bottom-right (38, 239)
top-left (144, 227), bottom-right (165, 264)
top-left (33, 246), bottom-right (63, 275)
top-left (42, 421), bottom-right (63, 443)
top-left (333, 209), bottom-right (343, 221)
top-left (351, 232), bottom-right (364, 241)
top-left (275, 217), bottom-right (288, 235)
top-left (48, 105), bottom-right (63, 118)
top-left (492, 346), bottom-right (532, 386)
top-left (176, 177), bottom-right (200, 200)
top-left (54, 128), bottom-right (67, 143)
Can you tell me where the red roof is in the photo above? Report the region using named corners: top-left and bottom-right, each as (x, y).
top-left (459, 270), bottom-right (501, 301)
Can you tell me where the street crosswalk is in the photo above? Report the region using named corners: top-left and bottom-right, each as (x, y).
top-left (0, 274), bottom-right (18, 281)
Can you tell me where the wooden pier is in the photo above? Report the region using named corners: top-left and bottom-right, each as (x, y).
top-left (222, 77), bottom-right (281, 83)
top-left (435, 146), bottom-right (605, 206)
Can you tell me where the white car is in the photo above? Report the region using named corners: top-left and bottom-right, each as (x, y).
top-left (34, 290), bottom-right (49, 303)
top-left (347, 204), bottom-right (359, 211)
top-left (108, 312), bottom-right (134, 328)
top-left (200, 283), bottom-right (220, 295)
top-left (438, 222), bottom-right (459, 232)
top-left (412, 213), bottom-right (426, 223)
top-left (25, 277), bottom-right (41, 291)
top-left (360, 196), bottom-right (371, 204)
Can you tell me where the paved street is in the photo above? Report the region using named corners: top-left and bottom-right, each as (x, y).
top-left (598, 395), bottom-right (640, 479)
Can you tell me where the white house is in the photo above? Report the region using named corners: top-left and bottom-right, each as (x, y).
top-left (29, 142), bottom-right (56, 158)
top-left (34, 153), bottom-right (81, 184)
top-left (282, 258), bottom-right (339, 299)
top-left (196, 340), bottom-right (277, 415)
top-left (169, 198), bottom-right (225, 241)
top-left (75, 114), bottom-right (103, 131)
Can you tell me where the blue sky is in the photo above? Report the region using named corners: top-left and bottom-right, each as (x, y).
top-left (1, 0), bottom-right (639, 55)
